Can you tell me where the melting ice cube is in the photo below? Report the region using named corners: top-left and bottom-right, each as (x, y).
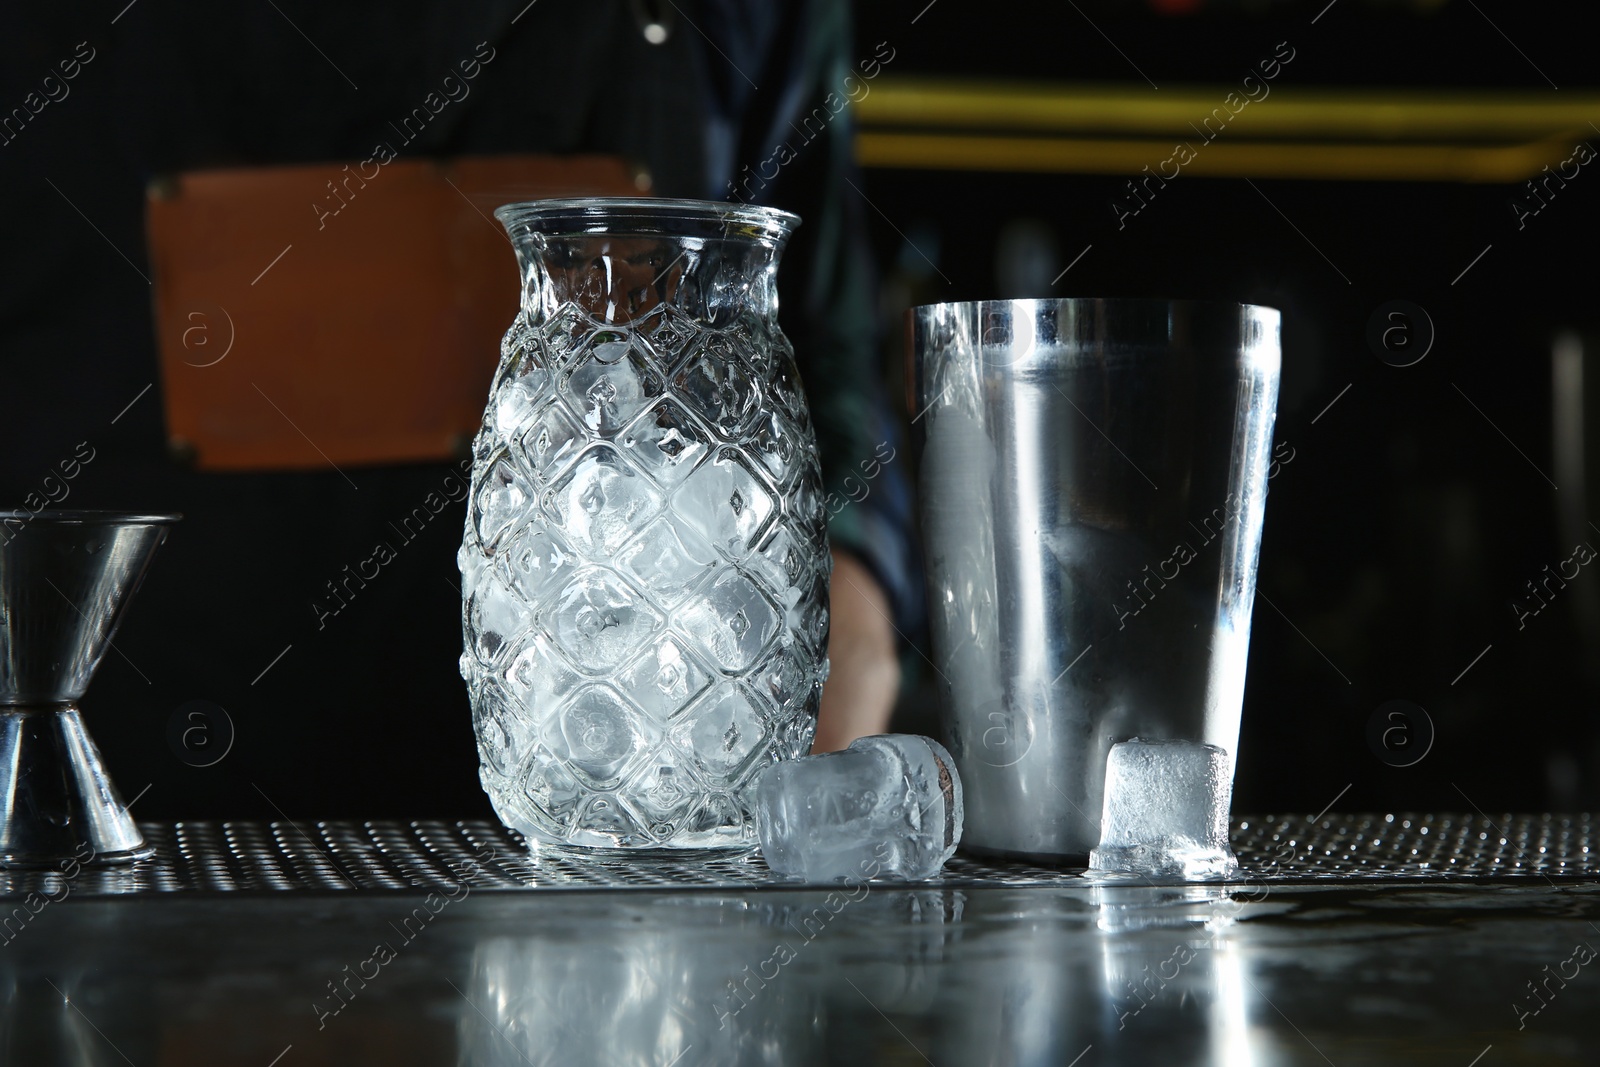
top-left (755, 734), bottom-right (963, 882)
top-left (1089, 739), bottom-right (1240, 881)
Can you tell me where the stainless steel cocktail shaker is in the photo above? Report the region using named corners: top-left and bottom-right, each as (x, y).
top-left (909, 299), bottom-right (1281, 861)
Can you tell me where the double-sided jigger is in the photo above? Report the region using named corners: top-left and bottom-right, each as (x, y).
top-left (0, 511), bottom-right (179, 867)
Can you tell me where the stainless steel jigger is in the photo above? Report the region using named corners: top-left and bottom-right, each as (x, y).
top-left (910, 300), bottom-right (1280, 863)
top-left (0, 511), bottom-right (179, 867)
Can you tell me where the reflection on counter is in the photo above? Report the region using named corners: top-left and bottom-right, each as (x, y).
top-left (1095, 885), bottom-right (1256, 1066)
top-left (452, 884), bottom-right (1282, 1066)
top-left (457, 889), bottom-right (965, 1066)
top-left (1, 881), bottom-right (1594, 1065)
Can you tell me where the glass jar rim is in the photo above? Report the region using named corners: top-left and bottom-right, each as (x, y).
top-left (494, 197), bottom-right (800, 240)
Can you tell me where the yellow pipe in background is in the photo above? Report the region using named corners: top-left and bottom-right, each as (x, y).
top-left (853, 78), bottom-right (1599, 180)
top-left (857, 79), bottom-right (1600, 139)
top-left (856, 132), bottom-right (1578, 182)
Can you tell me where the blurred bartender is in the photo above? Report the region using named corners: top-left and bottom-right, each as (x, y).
top-left (0, 0), bottom-right (918, 815)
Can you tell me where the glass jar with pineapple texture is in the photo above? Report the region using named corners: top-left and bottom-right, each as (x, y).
top-left (460, 199), bottom-right (830, 854)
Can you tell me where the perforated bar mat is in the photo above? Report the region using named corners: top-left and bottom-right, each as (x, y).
top-left (1, 813), bottom-right (1593, 897)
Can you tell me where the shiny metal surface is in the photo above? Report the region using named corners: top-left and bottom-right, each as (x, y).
top-left (0, 710), bottom-right (148, 867)
top-left (911, 299), bottom-right (1281, 861)
top-left (0, 511), bottom-right (178, 867)
top-left (2, 845), bottom-right (1597, 1065)
top-left (0, 814), bottom-right (1592, 897)
top-left (0, 511), bottom-right (178, 704)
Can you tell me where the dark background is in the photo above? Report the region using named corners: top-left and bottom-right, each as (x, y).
top-left (2, 0), bottom-right (1595, 822)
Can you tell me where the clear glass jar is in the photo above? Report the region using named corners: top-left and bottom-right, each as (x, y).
top-left (460, 199), bottom-right (830, 854)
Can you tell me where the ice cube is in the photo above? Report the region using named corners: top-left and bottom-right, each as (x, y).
top-left (754, 734), bottom-right (963, 883)
top-left (1089, 739), bottom-right (1239, 881)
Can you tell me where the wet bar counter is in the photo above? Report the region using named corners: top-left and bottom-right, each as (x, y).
top-left (2, 815), bottom-right (1596, 1065)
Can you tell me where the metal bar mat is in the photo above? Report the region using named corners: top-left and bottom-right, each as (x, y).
top-left (1, 813), bottom-right (1593, 897)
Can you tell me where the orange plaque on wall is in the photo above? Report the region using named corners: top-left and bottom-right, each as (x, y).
top-left (146, 155), bottom-right (644, 471)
